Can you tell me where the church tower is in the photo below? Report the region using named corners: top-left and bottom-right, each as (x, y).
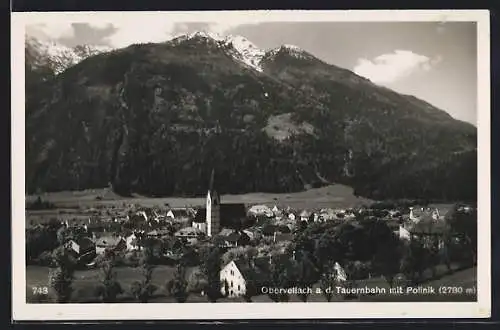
top-left (206, 169), bottom-right (221, 237)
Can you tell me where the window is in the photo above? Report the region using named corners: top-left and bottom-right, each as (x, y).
top-left (230, 270), bottom-right (234, 276)
top-left (231, 281), bottom-right (233, 287)
top-left (237, 285), bottom-right (240, 291)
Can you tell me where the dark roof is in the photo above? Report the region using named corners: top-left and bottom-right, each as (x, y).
top-left (220, 203), bottom-right (247, 227)
top-left (274, 233), bottom-right (294, 242)
top-left (225, 231), bottom-right (251, 243)
top-left (234, 258), bottom-right (270, 286)
top-left (277, 225), bottom-right (291, 233)
top-left (262, 224), bottom-right (277, 235)
top-left (193, 208), bottom-right (206, 223)
top-left (409, 220), bottom-right (448, 235)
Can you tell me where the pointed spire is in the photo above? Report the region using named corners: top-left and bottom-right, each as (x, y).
top-left (209, 168), bottom-right (216, 192)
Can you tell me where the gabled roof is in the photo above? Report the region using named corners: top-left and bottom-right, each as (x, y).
top-left (193, 208), bottom-right (207, 223)
top-left (96, 236), bottom-right (125, 247)
top-left (232, 259), bottom-right (270, 286)
top-left (167, 208), bottom-right (190, 218)
top-left (225, 231), bottom-right (250, 243)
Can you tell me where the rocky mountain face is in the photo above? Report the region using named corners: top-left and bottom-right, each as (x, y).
top-left (25, 32), bottom-right (477, 201)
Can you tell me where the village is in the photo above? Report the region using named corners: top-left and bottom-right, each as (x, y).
top-left (25, 173), bottom-right (477, 303)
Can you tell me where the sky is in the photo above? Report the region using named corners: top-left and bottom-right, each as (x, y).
top-left (25, 17), bottom-right (477, 125)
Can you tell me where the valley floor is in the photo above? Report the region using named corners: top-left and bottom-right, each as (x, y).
top-left (26, 184), bottom-right (373, 211)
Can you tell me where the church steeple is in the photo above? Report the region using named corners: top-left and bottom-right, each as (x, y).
top-left (206, 169), bottom-right (220, 237)
top-left (209, 168), bottom-right (216, 193)
top-left (208, 168), bottom-right (219, 204)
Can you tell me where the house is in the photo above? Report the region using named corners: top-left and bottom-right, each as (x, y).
top-left (272, 232), bottom-right (294, 243)
top-left (220, 258), bottom-right (270, 298)
top-left (401, 219), bottom-right (449, 248)
top-left (216, 230), bottom-right (251, 248)
top-left (242, 228), bottom-right (261, 241)
top-left (174, 227), bottom-right (205, 245)
top-left (287, 212), bottom-right (297, 221)
top-left (333, 262), bottom-right (348, 282)
top-left (95, 235), bottom-right (126, 254)
top-left (125, 233), bottom-right (141, 251)
top-left (299, 210), bottom-right (311, 222)
top-left (166, 208), bottom-right (191, 221)
top-left (66, 237), bottom-right (96, 259)
top-left (409, 207), bottom-right (441, 223)
top-left (192, 208), bottom-right (207, 233)
top-left (247, 205), bottom-right (274, 218)
top-left (261, 224), bottom-right (278, 237)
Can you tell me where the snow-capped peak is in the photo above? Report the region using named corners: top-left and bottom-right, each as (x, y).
top-left (169, 31), bottom-right (265, 72)
top-left (282, 44), bottom-right (302, 51)
top-left (267, 44), bottom-right (312, 60)
top-left (26, 36), bottom-right (112, 74)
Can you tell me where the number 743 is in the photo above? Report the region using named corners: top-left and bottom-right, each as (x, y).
top-left (32, 286), bottom-right (49, 295)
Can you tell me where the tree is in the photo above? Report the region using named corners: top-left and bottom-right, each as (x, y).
top-left (400, 239), bottom-right (427, 284)
top-left (200, 246), bottom-right (223, 302)
top-left (371, 235), bottom-right (402, 287)
top-left (268, 255), bottom-right (293, 302)
top-left (96, 253), bottom-right (123, 302)
top-left (49, 246), bottom-right (76, 303)
top-left (319, 260), bottom-right (338, 302)
top-left (447, 205), bottom-right (477, 266)
top-left (166, 264), bottom-right (189, 302)
top-left (293, 252), bottom-right (319, 302)
top-left (130, 247), bottom-right (157, 302)
top-left (187, 268), bottom-right (208, 294)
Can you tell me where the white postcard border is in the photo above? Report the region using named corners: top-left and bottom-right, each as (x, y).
top-left (11, 9), bottom-right (491, 320)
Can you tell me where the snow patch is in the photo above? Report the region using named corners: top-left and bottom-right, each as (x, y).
top-left (267, 44), bottom-right (311, 60)
top-left (169, 31), bottom-right (265, 72)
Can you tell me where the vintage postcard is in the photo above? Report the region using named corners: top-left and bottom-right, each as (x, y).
top-left (12, 10), bottom-right (490, 320)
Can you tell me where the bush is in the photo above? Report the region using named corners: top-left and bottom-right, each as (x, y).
top-left (96, 260), bottom-right (123, 302)
top-left (187, 269), bottom-right (208, 294)
top-left (165, 264), bottom-right (189, 302)
top-left (35, 250), bottom-right (56, 267)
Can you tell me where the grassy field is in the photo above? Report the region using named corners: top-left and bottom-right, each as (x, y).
top-left (26, 264), bottom-right (199, 303)
top-left (27, 263), bottom-right (476, 303)
top-left (27, 184), bottom-right (373, 210)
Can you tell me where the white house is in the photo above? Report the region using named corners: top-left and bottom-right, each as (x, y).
top-left (334, 262), bottom-right (348, 282)
top-left (299, 210), bottom-right (311, 222)
top-left (398, 224), bottom-right (411, 241)
top-left (248, 205), bottom-right (274, 218)
top-left (125, 233), bottom-right (141, 251)
top-left (220, 260), bottom-right (247, 298)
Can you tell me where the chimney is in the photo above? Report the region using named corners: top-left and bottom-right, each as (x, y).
top-left (409, 207), bottom-right (414, 219)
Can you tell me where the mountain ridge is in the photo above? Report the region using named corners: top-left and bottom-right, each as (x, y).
top-left (24, 32), bottom-right (477, 202)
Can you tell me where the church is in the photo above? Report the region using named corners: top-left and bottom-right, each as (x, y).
top-left (192, 170), bottom-right (247, 237)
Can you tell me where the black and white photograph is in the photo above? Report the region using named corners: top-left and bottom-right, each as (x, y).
top-left (12, 10), bottom-right (490, 320)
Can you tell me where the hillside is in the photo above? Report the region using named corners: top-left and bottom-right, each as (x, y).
top-left (25, 32), bottom-right (477, 201)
